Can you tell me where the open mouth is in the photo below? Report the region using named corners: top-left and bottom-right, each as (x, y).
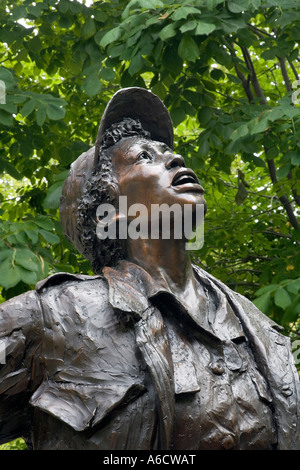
top-left (172, 169), bottom-right (202, 190)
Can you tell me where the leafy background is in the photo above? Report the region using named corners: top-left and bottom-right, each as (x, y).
top-left (1, 0), bottom-right (300, 449)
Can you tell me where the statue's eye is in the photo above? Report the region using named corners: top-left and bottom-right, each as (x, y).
top-left (137, 151), bottom-right (151, 161)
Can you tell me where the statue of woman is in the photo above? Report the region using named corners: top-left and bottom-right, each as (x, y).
top-left (0, 88), bottom-right (299, 450)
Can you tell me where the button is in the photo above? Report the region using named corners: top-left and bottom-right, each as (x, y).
top-left (223, 341), bottom-right (243, 371)
top-left (221, 435), bottom-right (235, 450)
top-left (211, 360), bottom-right (225, 375)
top-left (281, 384), bottom-right (293, 397)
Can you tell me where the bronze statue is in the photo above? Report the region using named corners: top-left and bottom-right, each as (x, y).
top-left (0, 87), bottom-right (299, 450)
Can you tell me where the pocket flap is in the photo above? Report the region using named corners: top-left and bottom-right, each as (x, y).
top-left (30, 380), bottom-right (146, 431)
top-left (249, 368), bottom-right (273, 404)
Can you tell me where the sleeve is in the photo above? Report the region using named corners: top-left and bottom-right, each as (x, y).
top-left (0, 289), bottom-right (43, 445)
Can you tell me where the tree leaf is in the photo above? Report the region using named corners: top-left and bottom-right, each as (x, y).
top-left (230, 123), bottom-right (249, 141)
top-left (286, 279), bottom-right (300, 294)
top-left (15, 248), bottom-right (40, 272)
top-left (24, 228), bottom-right (39, 245)
top-left (10, 5), bottom-right (27, 21)
top-left (36, 106), bottom-right (47, 126)
top-left (0, 158), bottom-right (22, 180)
top-left (220, 16), bottom-right (246, 33)
top-left (100, 27), bottom-right (122, 48)
top-left (282, 295), bottom-right (300, 324)
top-left (197, 107), bottom-right (213, 126)
top-left (170, 107), bottom-right (186, 127)
top-left (43, 181), bottom-right (64, 209)
top-left (180, 20), bottom-right (197, 34)
top-left (0, 67), bottom-right (15, 90)
top-left (27, 36), bottom-right (43, 53)
top-left (20, 99), bottom-right (36, 118)
top-left (162, 45), bottom-right (183, 75)
top-left (128, 54), bottom-right (144, 76)
top-left (197, 132), bottom-right (210, 156)
top-left (122, 0), bottom-right (163, 18)
top-left (249, 116), bottom-right (269, 135)
top-left (253, 292), bottom-right (271, 314)
top-left (277, 163), bottom-right (291, 181)
top-left (82, 18), bottom-right (96, 39)
top-left (46, 103), bottom-right (66, 120)
top-left (159, 23), bottom-right (177, 41)
top-left (15, 265), bottom-right (38, 285)
top-left (100, 67), bottom-right (116, 82)
top-left (82, 68), bottom-right (102, 97)
top-left (255, 284), bottom-right (279, 296)
top-left (235, 182), bottom-right (248, 205)
top-left (228, 0), bottom-right (250, 13)
top-left (0, 262), bottom-right (20, 290)
top-left (274, 287), bottom-right (292, 309)
top-left (58, 0), bottom-right (69, 14)
top-left (195, 21), bottom-right (216, 35)
top-left (34, 216), bottom-right (55, 231)
top-left (291, 151), bottom-right (300, 166)
top-left (171, 6), bottom-right (201, 21)
top-left (0, 110), bottom-right (13, 126)
top-left (39, 229), bottom-right (60, 244)
top-left (178, 35), bottom-right (199, 62)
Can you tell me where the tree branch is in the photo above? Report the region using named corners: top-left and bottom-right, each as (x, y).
top-left (277, 56), bottom-right (293, 92)
top-left (247, 23), bottom-right (274, 38)
top-left (223, 181), bottom-right (278, 200)
top-left (263, 230), bottom-right (300, 243)
top-left (288, 58), bottom-right (299, 80)
top-left (292, 188), bottom-right (300, 207)
top-left (229, 45), bottom-right (255, 102)
top-left (228, 42), bottom-right (300, 230)
top-left (267, 158), bottom-right (277, 183)
top-left (226, 281), bottom-right (261, 287)
top-left (287, 171), bottom-right (300, 207)
top-left (240, 46), bottom-right (267, 104)
top-left (266, 156), bottom-right (299, 229)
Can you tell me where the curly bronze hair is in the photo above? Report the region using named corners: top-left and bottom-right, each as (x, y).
top-left (77, 118), bottom-right (151, 274)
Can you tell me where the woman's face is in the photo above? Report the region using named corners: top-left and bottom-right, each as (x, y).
top-left (110, 137), bottom-right (206, 217)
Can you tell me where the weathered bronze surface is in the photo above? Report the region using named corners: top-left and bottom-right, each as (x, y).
top-left (0, 87), bottom-right (299, 450)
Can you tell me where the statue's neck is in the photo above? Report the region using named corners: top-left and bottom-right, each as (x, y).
top-left (126, 237), bottom-right (194, 294)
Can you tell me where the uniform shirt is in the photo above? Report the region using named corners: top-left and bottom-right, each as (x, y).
top-left (0, 261), bottom-right (299, 449)
top-left (136, 266), bottom-right (277, 450)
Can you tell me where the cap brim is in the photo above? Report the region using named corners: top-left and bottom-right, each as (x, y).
top-left (94, 87), bottom-right (174, 163)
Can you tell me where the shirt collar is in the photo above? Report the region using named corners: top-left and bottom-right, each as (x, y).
top-left (102, 260), bottom-right (245, 341)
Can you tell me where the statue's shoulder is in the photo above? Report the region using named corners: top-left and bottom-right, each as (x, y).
top-left (35, 272), bottom-right (111, 316)
top-left (35, 271), bottom-right (105, 293)
top-left (193, 264), bottom-right (283, 333)
top-left (230, 288), bottom-right (284, 332)
top-left (35, 273), bottom-right (110, 324)
top-left (34, 272), bottom-right (115, 330)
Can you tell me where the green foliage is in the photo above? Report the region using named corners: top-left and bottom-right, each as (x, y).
top-left (0, 0), bottom-right (300, 346)
top-left (0, 438), bottom-right (27, 450)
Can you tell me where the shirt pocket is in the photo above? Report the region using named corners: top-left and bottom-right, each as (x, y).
top-left (249, 366), bottom-right (273, 404)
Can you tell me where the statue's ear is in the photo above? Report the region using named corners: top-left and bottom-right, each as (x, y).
top-left (105, 181), bottom-right (119, 202)
top-left (96, 193), bottom-right (127, 241)
top-left (96, 181), bottom-right (127, 230)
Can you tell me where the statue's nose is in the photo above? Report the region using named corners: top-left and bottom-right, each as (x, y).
top-left (165, 154), bottom-right (185, 169)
